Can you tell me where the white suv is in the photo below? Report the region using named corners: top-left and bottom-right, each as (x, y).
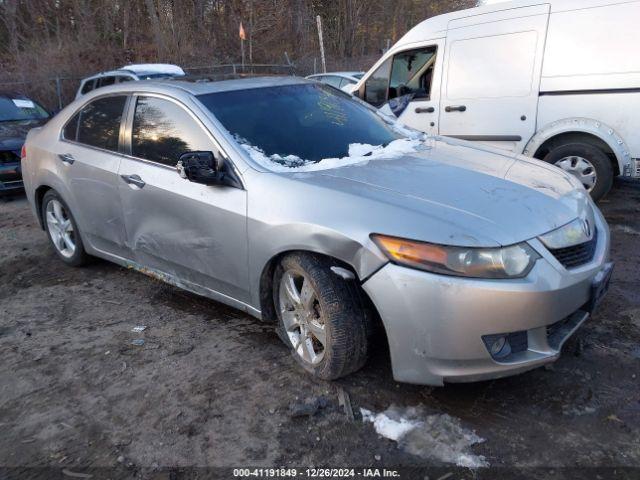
top-left (75, 64), bottom-right (185, 99)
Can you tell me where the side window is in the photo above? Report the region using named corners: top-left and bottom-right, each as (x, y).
top-left (63, 113), bottom-right (80, 141)
top-left (389, 47), bottom-right (436, 100)
top-left (80, 79), bottom-right (95, 94)
top-left (132, 96), bottom-right (212, 166)
top-left (98, 76), bottom-right (116, 87)
top-left (75, 95), bottom-right (127, 151)
top-left (364, 57), bottom-right (392, 107)
top-left (324, 76), bottom-right (342, 88)
top-left (117, 76), bottom-right (133, 83)
top-left (339, 78), bottom-right (355, 89)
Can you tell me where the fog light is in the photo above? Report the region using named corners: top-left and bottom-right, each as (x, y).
top-left (490, 336), bottom-right (506, 355)
top-left (483, 334), bottom-right (513, 359)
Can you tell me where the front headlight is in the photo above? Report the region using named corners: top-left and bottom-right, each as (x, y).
top-left (371, 234), bottom-right (540, 279)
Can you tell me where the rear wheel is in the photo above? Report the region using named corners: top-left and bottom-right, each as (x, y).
top-left (42, 190), bottom-right (89, 267)
top-left (542, 142), bottom-right (613, 201)
top-left (273, 253), bottom-right (370, 380)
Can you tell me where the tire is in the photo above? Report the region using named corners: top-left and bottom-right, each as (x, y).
top-left (42, 190), bottom-right (89, 267)
top-left (542, 142), bottom-right (614, 201)
top-left (273, 252), bottom-right (370, 380)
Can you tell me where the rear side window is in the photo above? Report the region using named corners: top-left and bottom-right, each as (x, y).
top-left (131, 96), bottom-right (212, 166)
top-left (98, 76), bottom-right (116, 87)
top-left (63, 113), bottom-right (80, 140)
top-left (65, 96), bottom-right (127, 151)
top-left (81, 80), bottom-right (95, 94)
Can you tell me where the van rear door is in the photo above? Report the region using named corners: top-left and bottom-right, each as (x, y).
top-left (438, 5), bottom-right (549, 153)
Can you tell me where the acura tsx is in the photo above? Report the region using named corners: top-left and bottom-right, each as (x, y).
top-left (21, 77), bottom-right (613, 385)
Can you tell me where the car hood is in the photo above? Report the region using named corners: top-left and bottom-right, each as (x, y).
top-left (0, 119), bottom-right (48, 151)
top-left (290, 137), bottom-right (593, 247)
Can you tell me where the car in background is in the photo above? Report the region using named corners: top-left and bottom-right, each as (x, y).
top-left (75, 63), bottom-right (185, 99)
top-left (306, 71), bottom-right (364, 92)
top-left (0, 92), bottom-right (50, 194)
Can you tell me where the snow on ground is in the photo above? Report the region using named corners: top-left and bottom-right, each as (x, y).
top-left (360, 405), bottom-right (489, 468)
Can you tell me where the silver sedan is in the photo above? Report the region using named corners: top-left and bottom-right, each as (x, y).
top-left (21, 77), bottom-right (613, 385)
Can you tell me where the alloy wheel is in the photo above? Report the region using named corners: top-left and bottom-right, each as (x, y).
top-left (554, 155), bottom-right (597, 192)
top-left (45, 199), bottom-right (76, 258)
top-left (278, 270), bottom-right (326, 365)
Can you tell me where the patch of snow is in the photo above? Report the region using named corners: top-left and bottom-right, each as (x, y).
top-left (238, 137), bottom-right (425, 173)
top-left (360, 405), bottom-right (489, 469)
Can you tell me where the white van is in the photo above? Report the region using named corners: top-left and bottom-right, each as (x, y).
top-left (351, 0), bottom-right (640, 200)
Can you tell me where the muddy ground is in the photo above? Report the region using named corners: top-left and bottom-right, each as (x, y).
top-left (1, 180), bottom-right (639, 480)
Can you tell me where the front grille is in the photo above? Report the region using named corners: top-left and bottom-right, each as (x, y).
top-left (0, 151), bottom-right (19, 165)
top-left (548, 229), bottom-right (597, 269)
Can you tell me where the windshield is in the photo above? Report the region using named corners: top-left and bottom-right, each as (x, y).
top-left (0, 97), bottom-right (49, 122)
top-left (197, 83), bottom-right (401, 165)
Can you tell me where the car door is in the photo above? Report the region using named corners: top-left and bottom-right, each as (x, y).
top-left (362, 41), bottom-right (443, 135)
top-left (58, 94), bottom-right (130, 257)
top-left (438, 5), bottom-right (549, 152)
top-left (117, 93), bottom-right (250, 303)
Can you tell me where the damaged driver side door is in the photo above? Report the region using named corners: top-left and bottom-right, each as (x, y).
top-left (117, 94), bottom-right (250, 306)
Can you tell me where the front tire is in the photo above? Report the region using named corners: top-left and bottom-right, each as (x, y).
top-left (542, 142), bottom-right (614, 201)
top-left (273, 253), bottom-right (370, 380)
top-left (42, 190), bottom-right (89, 267)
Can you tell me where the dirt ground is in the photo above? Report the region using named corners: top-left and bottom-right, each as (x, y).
top-left (1, 180), bottom-right (639, 480)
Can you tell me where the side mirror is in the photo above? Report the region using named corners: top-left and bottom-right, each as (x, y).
top-left (177, 151), bottom-right (242, 189)
top-left (177, 151), bottom-right (221, 185)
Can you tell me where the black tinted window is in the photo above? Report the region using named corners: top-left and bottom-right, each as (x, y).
top-left (98, 76), bottom-right (116, 87)
top-left (76, 96), bottom-right (126, 151)
top-left (63, 113), bottom-right (80, 140)
top-left (389, 47), bottom-right (436, 100)
top-left (132, 96), bottom-right (211, 166)
top-left (364, 57), bottom-right (392, 107)
top-left (198, 84), bottom-right (398, 163)
top-left (81, 80), bottom-right (95, 94)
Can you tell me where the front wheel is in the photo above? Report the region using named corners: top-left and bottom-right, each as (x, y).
top-left (542, 142), bottom-right (614, 201)
top-left (273, 253), bottom-right (370, 381)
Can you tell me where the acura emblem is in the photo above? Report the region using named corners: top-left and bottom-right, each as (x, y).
top-left (582, 219), bottom-right (591, 238)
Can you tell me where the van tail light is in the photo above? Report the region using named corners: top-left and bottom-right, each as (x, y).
top-left (21, 145), bottom-right (26, 159)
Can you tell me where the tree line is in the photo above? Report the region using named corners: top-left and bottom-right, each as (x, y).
top-left (0, 0), bottom-right (475, 107)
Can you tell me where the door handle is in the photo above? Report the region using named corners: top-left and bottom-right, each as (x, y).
top-left (120, 174), bottom-right (146, 189)
top-left (445, 105), bottom-right (467, 112)
top-left (58, 153), bottom-right (75, 165)
top-left (415, 106), bottom-right (435, 114)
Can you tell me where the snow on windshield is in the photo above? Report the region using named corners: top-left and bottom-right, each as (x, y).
top-left (236, 110), bottom-right (428, 173)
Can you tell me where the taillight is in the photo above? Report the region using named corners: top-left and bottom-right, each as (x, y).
top-left (21, 145), bottom-right (26, 159)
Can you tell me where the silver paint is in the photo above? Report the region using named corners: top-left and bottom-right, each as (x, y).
top-left (22, 78), bottom-right (612, 385)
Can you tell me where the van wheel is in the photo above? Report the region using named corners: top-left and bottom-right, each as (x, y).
top-left (42, 190), bottom-right (89, 267)
top-left (542, 143), bottom-right (613, 201)
top-left (273, 253), bottom-right (370, 380)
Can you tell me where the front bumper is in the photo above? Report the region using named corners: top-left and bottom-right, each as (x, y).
top-left (362, 213), bottom-right (611, 386)
top-left (0, 163), bottom-right (24, 194)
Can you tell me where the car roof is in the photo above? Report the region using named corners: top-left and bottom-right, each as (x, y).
top-left (85, 76), bottom-right (310, 97)
top-left (308, 72), bottom-right (363, 79)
